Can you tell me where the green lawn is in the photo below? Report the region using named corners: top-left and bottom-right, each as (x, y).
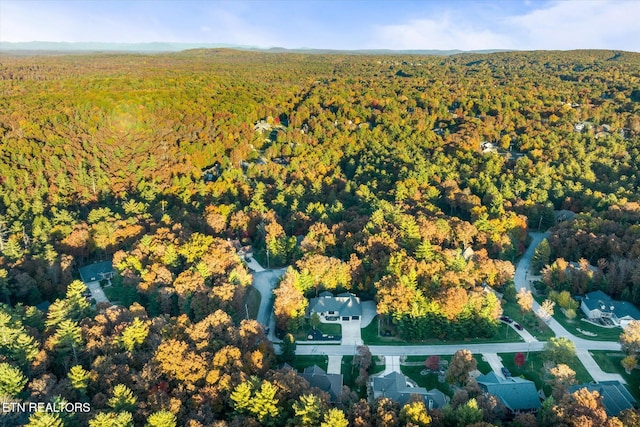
top-left (404, 354), bottom-right (489, 373)
top-left (590, 351), bottom-right (640, 401)
top-left (293, 321), bottom-right (342, 341)
top-left (550, 309), bottom-right (622, 341)
top-left (103, 283), bottom-right (139, 307)
top-left (501, 301), bottom-right (555, 341)
top-left (361, 317), bottom-right (405, 345)
top-left (243, 286), bottom-right (261, 320)
top-left (401, 364), bottom-right (453, 397)
top-left (342, 355), bottom-right (385, 396)
top-left (291, 355), bottom-right (328, 372)
top-left (499, 351), bottom-right (593, 396)
top-left (362, 315), bottom-right (527, 346)
top-left (475, 354), bottom-right (492, 374)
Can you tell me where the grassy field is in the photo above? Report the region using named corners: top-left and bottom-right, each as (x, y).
top-left (293, 321), bottom-right (342, 341)
top-left (498, 351), bottom-right (593, 396)
top-left (291, 355), bottom-right (328, 372)
top-left (550, 309), bottom-right (622, 341)
top-left (405, 354), bottom-right (490, 372)
top-left (362, 315), bottom-right (527, 346)
top-left (361, 317), bottom-right (405, 345)
top-left (243, 286), bottom-right (261, 320)
top-left (401, 365), bottom-right (453, 396)
top-left (342, 355), bottom-right (385, 395)
top-left (475, 354), bottom-right (492, 374)
top-left (590, 350), bottom-right (640, 401)
top-left (103, 283), bottom-right (139, 307)
top-left (501, 301), bottom-right (555, 341)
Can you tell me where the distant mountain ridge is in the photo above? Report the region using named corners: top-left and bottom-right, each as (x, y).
top-left (0, 41), bottom-right (511, 55)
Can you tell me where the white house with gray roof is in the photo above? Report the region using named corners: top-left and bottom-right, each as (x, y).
top-left (308, 291), bottom-right (362, 322)
top-left (581, 290), bottom-right (640, 328)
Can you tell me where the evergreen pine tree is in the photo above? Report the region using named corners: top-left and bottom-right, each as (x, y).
top-left (108, 384), bottom-right (138, 412)
top-left (146, 410), bottom-right (176, 427)
top-left (68, 365), bottom-right (90, 395)
top-left (118, 318), bottom-right (150, 352)
top-left (0, 362), bottom-right (27, 397)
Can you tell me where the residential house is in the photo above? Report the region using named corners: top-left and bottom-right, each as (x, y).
top-left (476, 372), bottom-right (541, 414)
top-left (481, 141), bottom-right (498, 153)
top-left (554, 210), bottom-right (576, 223)
top-left (79, 261), bottom-right (114, 283)
top-left (254, 120), bottom-right (272, 133)
top-left (580, 290), bottom-right (640, 328)
top-left (229, 239), bottom-right (253, 260)
top-left (569, 381), bottom-right (636, 416)
top-left (372, 372), bottom-right (449, 409)
top-left (308, 292), bottom-right (361, 322)
top-left (301, 365), bottom-right (343, 401)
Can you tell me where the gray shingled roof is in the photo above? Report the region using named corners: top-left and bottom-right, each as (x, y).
top-left (301, 365), bottom-right (343, 401)
top-left (308, 292), bottom-right (361, 317)
top-left (582, 291), bottom-right (640, 320)
top-left (476, 372), bottom-right (541, 412)
top-left (78, 261), bottom-right (113, 283)
top-left (372, 372), bottom-right (448, 408)
top-left (569, 381), bottom-right (636, 416)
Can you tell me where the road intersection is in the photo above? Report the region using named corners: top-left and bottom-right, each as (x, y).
top-left (250, 231), bottom-right (626, 383)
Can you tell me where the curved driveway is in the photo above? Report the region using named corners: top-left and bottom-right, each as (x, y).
top-left (284, 232), bottom-right (625, 383)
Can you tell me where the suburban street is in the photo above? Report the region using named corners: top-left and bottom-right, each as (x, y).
top-left (252, 231), bottom-right (626, 383)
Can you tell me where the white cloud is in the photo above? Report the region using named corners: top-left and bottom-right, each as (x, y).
top-left (507, 0), bottom-right (640, 51)
top-left (371, 14), bottom-right (513, 51)
top-left (371, 0), bottom-right (640, 51)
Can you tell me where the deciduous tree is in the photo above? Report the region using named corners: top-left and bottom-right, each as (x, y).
top-left (446, 349), bottom-right (477, 386)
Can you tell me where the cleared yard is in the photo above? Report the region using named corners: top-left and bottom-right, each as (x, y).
top-left (291, 355), bottom-right (328, 372)
top-left (590, 350), bottom-right (640, 401)
top-left (498, 351), bottom-right (592, 396)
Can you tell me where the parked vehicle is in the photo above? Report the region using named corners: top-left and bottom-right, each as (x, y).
top-left (513, 323), bottom-right (524, 331)
top-left (499, 316), bottom-right (513, 324)
top-left (501, 367), bottom-right (511, 377)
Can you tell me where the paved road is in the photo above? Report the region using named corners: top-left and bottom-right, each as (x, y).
top-left (252, 267), bottom-right (287, 339)
top-left (513, 231), bottom-right (625, 383)
top-left (281, 231), bottom-right (625, 384)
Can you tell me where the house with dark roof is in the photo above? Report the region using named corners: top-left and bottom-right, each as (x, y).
top-left (581, 290), bottom-right (640, 328)
top-left (79, 261), bottom-right (114, 283)
top-left (569, 381), bottom-right (636, 416)
top-left (308, 292), bottom-right (362, 322)
top-left (476, 372), bottom-right (541, 414)
top-left (301, 365), bottom-right (343, 401)
top-left (372, 372), bottom-right (448, 409)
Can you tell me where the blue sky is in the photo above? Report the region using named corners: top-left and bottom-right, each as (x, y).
top-left (1, 0), bottom-right (639, 51)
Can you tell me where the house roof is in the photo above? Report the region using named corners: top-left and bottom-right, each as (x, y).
top-left (301, 365), bottom-right (343, 401)
top-left (582, 291), bottom-right (640, 320)
top-left (476, 372), bottom-right (541, 412)
top-left (79, 261), bottom-right (113, 283)
top-left (372, 372), bottom-right (448, 408)
top-left (569, 381), bottom-right (636, 416)
top-left (308, 292), bottom-right (361, 317)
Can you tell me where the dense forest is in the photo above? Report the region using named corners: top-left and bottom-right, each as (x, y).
top-left (1, 49), bottom-right (640, 426)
